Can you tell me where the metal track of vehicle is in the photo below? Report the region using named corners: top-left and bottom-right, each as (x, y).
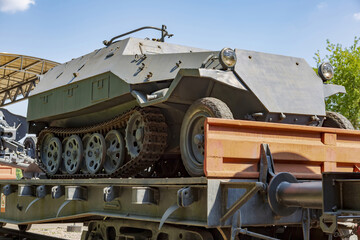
top-left (0, 227), bottom-right (66, 240)
top-left (36, 107), bottom-right (167, 179)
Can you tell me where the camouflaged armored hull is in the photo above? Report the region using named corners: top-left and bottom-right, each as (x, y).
top-left (27, 29), bottom-right (347, 178)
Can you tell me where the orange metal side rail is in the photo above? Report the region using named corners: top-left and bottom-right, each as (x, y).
top-left (204, 118), bottom-right (360, 179)
top-left (0, 167), bottom-right (16, 179)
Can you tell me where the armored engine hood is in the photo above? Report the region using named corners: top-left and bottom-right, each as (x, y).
top-left (233, 49), bottom-right (344, 116)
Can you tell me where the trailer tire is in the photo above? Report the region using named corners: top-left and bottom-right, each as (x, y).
top-left (323, 111), bottom-right (354, 130)
top-left (180, 97), bottom-right (233, 177)
top-left (18, 224), bottom-right (31, 232)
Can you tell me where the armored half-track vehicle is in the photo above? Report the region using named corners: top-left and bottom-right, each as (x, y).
top-left (27, 25), bottom-right (350, 178)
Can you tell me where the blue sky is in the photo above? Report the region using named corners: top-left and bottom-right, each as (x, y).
top-left (1, 0), bottom-right (359, 116)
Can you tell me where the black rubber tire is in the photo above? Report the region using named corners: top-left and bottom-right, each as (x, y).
top-left (180, 97), bottom-right (233, 177)
top-left (323, 111), bottom-right (354, 130)
top-left (18, 224), bottom-right (31, 232)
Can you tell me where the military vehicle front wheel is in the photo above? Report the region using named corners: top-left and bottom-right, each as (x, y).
top-left (323, 111), bottom-right (354, 129)
top-left (180, 97), bottom-right (233, 177)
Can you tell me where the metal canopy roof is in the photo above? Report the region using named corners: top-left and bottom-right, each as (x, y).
top-left (0, 53), bottom-right (59, 107)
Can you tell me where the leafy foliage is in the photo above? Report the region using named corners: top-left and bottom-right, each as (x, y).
top-left (314, 37), bottom-right (360, 129)
top-left (16, 168), bottom-right (23, 179)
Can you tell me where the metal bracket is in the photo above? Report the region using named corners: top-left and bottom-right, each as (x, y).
top-left (65, 186), bottom-right (87, 201)
top-left (220, 182), bottom-right (266, 225)
top-left (25, 185), bottom-right (48, 213)
top-left (132, 187), bottom-right (159, 205)
top-left (18, 185), bottom-right (34, 197)
top-left (51, 186), bottom-right (64, 199)
top-left (56, 186), bottom-right (88, 218)
top-left (320, 213), bottom-right (338, 234)
top-left (177, 186), bottom-right (197, 207)
top-left (231, 211), bottom-right (280, 240)
top-left (259, 143), bottom-right (276, 185)
top-left (2, 184), bottom-right (16, 196)
top-left (103, 186), bottom-right (121, 202)
top-left (231, 211), bottom-right (242, 240)
top-left (159, 187), bottom-right (198, 230)
top-left (302, 208), bottom-right (310, 240)
top-left (36, 185), bottom-right (48, 198)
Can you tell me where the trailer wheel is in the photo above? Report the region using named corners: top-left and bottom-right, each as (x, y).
top-left (180, 97), bottom-right (233, 177)
top-left (323, 111), bottom-right (354, 130)
top-left (18, 224), bottom-right (31, 232)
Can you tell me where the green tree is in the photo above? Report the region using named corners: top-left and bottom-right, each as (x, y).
top-left (314, 37), bottom-right (360, 129)
top-left (16, 168), bottom-right (23, 179)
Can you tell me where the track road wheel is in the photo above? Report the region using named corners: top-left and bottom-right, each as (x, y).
top-left (125, 111), bottom-right (146, 159)
top-left (323, 111), bottom-right (354, 129)
top-left (41, 134), bottom-right (62, 175)
top-left (180, 97), bottom-right (233, 176)
top-left (63, 135), bottom-right (83, 174)
top-left (85, 133), bottom-right (106, 174)
top-left (81, 134), bottom-right (91, 174)
top-left (104, 130), bottom-right (125, 174)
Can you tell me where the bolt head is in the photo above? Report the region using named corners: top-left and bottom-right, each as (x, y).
top-left (194, 134), bottom-right (204, 145)
top-left (135, 128), bottom-right (144, 142)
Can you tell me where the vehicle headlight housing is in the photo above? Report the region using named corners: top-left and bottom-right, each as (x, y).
top-left (219, 48), bottom-right (237, 69)
top-left (318, 62), bottom-right (334, 82)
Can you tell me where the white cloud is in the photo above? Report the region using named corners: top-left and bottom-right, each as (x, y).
top-left (354, 12), bottom-right (360, 21)
top-left (317, 2), bottom-right (327, 9)
top-left (0, 0), bottom-right (35, 13)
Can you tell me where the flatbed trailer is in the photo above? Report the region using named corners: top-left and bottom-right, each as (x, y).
top-left (1, 118), bottom-right (360, 240)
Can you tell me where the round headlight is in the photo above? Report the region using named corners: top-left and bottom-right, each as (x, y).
top-left (318, 62), bottom-right (334, 82)
top-left (219, 48), bottom-right (237, 69)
